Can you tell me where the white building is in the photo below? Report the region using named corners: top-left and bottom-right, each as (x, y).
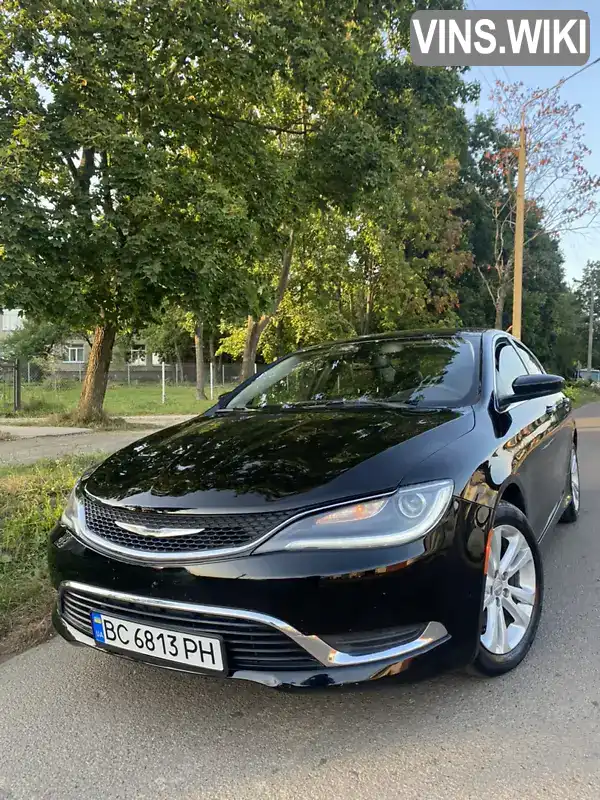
top-left (0, 308), bottom-right (23, 340)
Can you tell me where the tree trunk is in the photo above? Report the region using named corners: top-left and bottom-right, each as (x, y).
top-left (362, 255), bottom-right (374, 335)
top-left (194, 321), bottom-right (206, 400)
top-left (209, 335), bottom-right (216, 376)
top-left (241, 229), bottom-right (295, 381)
top-left (77, 323), bottom-right (117, 421)
top-left (495, 280), bottom-right (509, 329)
top-left (241, 316), bottom-right (261, 381)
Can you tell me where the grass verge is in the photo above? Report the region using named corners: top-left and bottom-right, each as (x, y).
top-left (0, 453), bottom-right (105, 659)
top-left (1, 381), bottom-right (237, 419)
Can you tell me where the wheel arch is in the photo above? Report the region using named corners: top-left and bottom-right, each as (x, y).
top-left (496, 480), bottom-right (527, 517)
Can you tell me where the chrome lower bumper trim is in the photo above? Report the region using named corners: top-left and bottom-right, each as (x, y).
top-left (57, 581), bottom-right (449, 669)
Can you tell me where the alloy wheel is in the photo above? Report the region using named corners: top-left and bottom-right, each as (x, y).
top-left (571, 450), bottom-right (580, 513)
top-left (480, 524), bottom-right (537, 656)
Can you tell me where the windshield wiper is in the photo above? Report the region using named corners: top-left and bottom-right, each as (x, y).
top-left (216, 399), bottom-right (449, 413)
top-left (307, 399), bottom-right (444, 412)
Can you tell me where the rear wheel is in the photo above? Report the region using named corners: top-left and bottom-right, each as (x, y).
top-left (559, 447), bottom-right (580, 524)
top-left (469, 501), bottom-right (543, 677)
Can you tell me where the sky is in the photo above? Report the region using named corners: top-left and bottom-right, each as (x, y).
top-left (465, 0), bottom-right (600, 284)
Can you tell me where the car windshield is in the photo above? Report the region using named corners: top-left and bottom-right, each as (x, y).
top-left (227, 335), bottom-right (480, 411)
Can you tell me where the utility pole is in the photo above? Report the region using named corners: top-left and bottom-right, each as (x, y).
top-left (512, 113), bottom-right (526, 340)
top-left (588, 283), bottom-right (595, 372)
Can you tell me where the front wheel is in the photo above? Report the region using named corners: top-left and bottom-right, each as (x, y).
top-left (469, 501), bottom-right (543, 678)
top-left (559, 447), bottom-right (580, 524)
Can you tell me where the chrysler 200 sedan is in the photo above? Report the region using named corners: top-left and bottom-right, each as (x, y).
top-left (49, 329), bottom-right (579, 688)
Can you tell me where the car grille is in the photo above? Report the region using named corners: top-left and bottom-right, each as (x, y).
top-left (60, 587), bottom-right (324, 672)
top-left (83, 496), bottom-right (295, 554)
top-left (320, 624), bottom-right (427, 655)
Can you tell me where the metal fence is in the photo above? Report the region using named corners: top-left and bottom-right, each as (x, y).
top-left (24, 361), bottom-right (250, 387)
top-left (0, 359), bottom-right (20, 412)
top-left (22, 362), bottom-right (270, 391)
top-left (1, 360), bottom-right (271, 414)
top-left (577, 369), bottom-right (600, 383)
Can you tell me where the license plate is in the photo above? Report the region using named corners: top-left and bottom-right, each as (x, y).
top-left (90, 611), bottom-right (225, 673)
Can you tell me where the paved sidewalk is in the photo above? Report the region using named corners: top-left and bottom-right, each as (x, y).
top-left (0, 430), bottom-right (156, 465)
top-left (0, 424), bottom-right (90, 439)
top-left (118, 414), bottom-right (195, 426)
top-left (0, 414), bottom-right (194, 466)
top-left (0, 413), bottom-right (194, 430)
top-left (0, 428), bottom-right (162, 468)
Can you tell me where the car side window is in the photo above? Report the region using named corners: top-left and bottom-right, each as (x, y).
top-left (515, 342), bottom-right (544, 375)
top-left (495, 341), bottom-right (528, 398)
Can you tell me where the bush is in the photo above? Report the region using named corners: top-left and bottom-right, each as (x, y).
top-left (563, 380), bottom-right (600, 408)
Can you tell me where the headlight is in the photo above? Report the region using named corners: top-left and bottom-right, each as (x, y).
top-left (60, 485), bottom-right (83, 532)
top-left (59, 464), bottom-right (97, 531)
top-left (255, 480), bottom-right (454, 553)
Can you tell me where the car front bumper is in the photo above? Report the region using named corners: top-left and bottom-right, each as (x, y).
top-left (49, 498), bottom-right (491, 688)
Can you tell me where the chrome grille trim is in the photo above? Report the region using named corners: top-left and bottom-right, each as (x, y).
top-left (60, 585), bottom-right (321, 671)
top-left (57, 581), bottom-right (450, 669)
top-left (83, 495), bottom-right (292, 554)
top-left (69, 488), bottom-right (395, 565)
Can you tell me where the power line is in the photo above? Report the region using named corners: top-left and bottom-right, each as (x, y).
top-left (522, 56), bottom-right (600, 110)
top-left (557, 57), bottom-right (600, 90)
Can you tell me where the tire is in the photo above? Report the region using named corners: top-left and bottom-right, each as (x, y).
top-left (559, 446), bottom-right (580, 524)
top-left (469, 501), bottom-right (543, 678)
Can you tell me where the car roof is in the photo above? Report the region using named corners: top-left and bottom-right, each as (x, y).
top-left (296, 328), bottom-right (489, 354)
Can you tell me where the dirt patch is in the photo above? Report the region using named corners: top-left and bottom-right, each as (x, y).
top-left (0, 593), bottom-right (55, 664)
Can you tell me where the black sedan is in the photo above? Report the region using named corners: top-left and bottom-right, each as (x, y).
top-left (49, 329), bottom-right (579, 688)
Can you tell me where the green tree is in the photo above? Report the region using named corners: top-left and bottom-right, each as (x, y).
top-left (235, 0), bottom-right (473, 377)
top-left (0, 0), bottom-right (300, 418)
top-left (574, 261), bottom-right (600, 370)
top-left (141, 304), bottom-right (193, 380)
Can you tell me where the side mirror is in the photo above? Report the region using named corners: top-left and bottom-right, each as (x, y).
top-left (217, 391), bottom-right (231, 408)
top-left (499, 373), bottom-right (564, 409)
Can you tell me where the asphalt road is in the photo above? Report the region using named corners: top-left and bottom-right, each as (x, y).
top-left (0, 414), bottom-right (192, 465)
top-left (2, 406), bottom-right (600, 799)
top-left (0, 430), bottom-right (155, 466)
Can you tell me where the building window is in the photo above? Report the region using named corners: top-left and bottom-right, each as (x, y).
top-left (152, 352), bottom-right (163, 366)
top-left (1, 309), bottom-right (23, 332)
top-left (128, 346), bottom-right (147, 366)
top-left (64, 346), bottom-right (84, 363)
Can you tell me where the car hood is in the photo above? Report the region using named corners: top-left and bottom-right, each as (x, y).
top-left (84, 407), bottom-right (475, 512)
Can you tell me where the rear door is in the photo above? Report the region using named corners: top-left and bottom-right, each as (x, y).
top-left (494, 338), bottom-right (561, 537)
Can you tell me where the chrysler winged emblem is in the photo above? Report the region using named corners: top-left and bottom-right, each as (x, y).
top-left (114, 521), bottom-right (205, 538)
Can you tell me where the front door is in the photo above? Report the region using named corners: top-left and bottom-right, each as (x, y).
top-left (512, 339), bottom-right (572, 512)
top-left (494, 338), bottom-right (563, 537)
